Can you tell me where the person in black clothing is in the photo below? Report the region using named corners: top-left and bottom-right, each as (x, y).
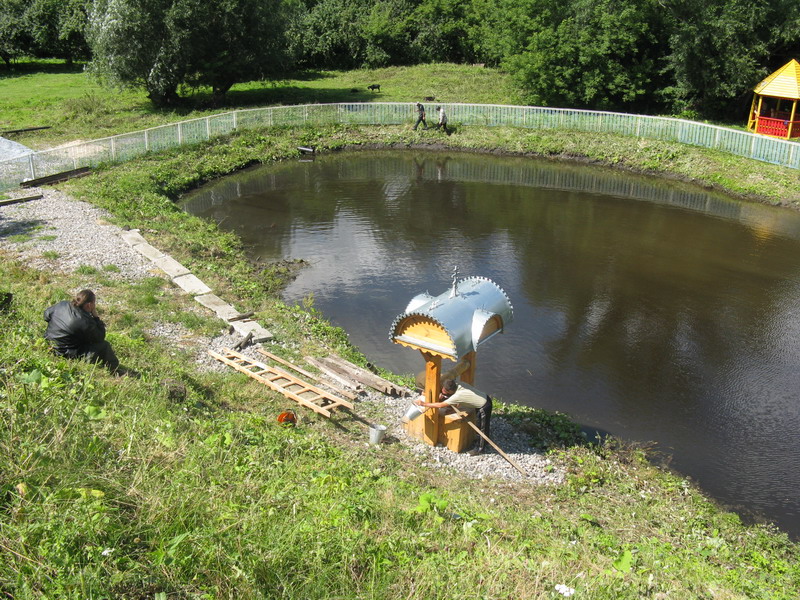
top-left (44, 289), bottom-right (120, 372)
top-left (413, 102), bottom-right (428, 130)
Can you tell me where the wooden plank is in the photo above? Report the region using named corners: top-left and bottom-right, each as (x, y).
top-left (255, 350), bottom-right (358, 401)
top-left (208, 349), bottom-right (334, 417)
top-left (228, 311), bottom-right (255, 322)
top-left (20, 167), bottom-right (91, 188)
top-left (211, 348), bottom-right (354, 413)
top-left (0, 194), bottom-right (42, 207)
top-left (0, 126), bottom-right (51, 135)
top-left (257, 349), bottom-right (317, 381)
top-left (319, 355), bottom-right (411, 397)
top-left (305, 356), bottom-right (361, 392)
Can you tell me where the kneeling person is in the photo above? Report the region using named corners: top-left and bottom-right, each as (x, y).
top-left (44, 289), bottom-right (120, 372)
top-left (414, 378), bottom-right (492, 454)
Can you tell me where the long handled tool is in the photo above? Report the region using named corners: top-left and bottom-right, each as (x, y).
top-left (448, 405), bottom-right (528, 477)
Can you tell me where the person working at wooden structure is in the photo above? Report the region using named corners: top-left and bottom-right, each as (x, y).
top-left (414, 378), bottom-right (492, 455)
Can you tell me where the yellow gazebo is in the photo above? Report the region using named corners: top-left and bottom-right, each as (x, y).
top-left (747, 59), bottom-right (800, 139)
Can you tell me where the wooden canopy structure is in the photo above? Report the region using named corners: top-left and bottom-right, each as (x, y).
top-left (390, 270), bottom-right (513, 448)
top-left (747, 59), bottom-right (800, 139)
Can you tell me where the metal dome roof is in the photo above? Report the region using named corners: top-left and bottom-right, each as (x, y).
top-left (390, 276), bottom-right (514, 360)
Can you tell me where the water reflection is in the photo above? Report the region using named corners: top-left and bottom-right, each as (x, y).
top-left (184, 150), bottom-right (800, 537)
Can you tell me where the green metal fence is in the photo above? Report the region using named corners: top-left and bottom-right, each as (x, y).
top-left (2, 103), bottom-right (798, 191)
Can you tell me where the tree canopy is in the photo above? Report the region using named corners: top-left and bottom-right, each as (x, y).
top-left (88, 0), bottom-right (295, 105)
top-left (7, 0), bottom-right (800, 116)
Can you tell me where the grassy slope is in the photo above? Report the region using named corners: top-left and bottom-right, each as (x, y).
top-left (1, 61), bottom-right (520, 148)
top-left (1, 61), bottom-right (799, 599)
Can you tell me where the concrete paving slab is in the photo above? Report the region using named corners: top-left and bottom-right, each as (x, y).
top-left (133, 242), bottom-right (164, 261)
top-left (119, 229), bottom-right (148, 246)
top-left (153, 255), bottom-right (190, 278)
top-left (232, 319), bottom-right (273, 342)
top-left (172, 273), bottom-right (211, 295)
top-left (194, 293), bottom-right (240, 320)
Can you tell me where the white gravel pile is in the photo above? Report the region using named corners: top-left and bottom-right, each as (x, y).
top-left (0, 136), bottom-right (32, 161)
top-left (1, 189), bottom-right (566, 485)
top-left (0, 187), bottom-right (154, 280)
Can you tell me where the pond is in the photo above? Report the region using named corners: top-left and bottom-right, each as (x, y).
top-left (183, 150), bottom-right (800, 538)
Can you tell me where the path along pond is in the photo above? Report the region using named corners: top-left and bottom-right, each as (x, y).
top-left (184, 150), bottom-right (800, 538)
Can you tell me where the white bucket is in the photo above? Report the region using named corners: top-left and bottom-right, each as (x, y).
top-left (369, 424), bottom-right (387, 445)
top-left (403, 404), bottom-right (425, 422)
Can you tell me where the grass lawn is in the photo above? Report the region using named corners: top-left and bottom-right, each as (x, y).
top-left (1, 60), bottom-right (800, 599)
top-left (1, 60), bottom-right (520, 148)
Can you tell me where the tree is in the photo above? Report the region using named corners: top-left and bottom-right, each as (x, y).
top-left (0, 0), bottom-right (31, 68)
top-left (408, 0), bottom-right (475, 64)
top-left (663, 0), bottom-right (800, 118)
top-left (24, 0), bottom-right (90, 63)
top-left (496, 0), bottom-right (666, 111)
top-left (88, 0), bottom-right (297, 106)
top-left (289, 0), bottom-right (372, 69)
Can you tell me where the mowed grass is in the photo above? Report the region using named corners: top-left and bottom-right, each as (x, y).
top-left (2, 59), bottom-right (800, 598)
top-left (3, 250), bottom-right (800, 599)
top-left (1, 60), bottom-right (520, 148)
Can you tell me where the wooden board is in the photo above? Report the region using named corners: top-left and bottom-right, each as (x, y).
top-left (20, 167), bottom-right (91, 188)
top-left (0, 194), bottom-right (43, 207)
top-left (317, 355), bottom-right (412, 397)
top-left (258, 349), bottom-right (358, 401)
top-left (209, 348), bottom-right (354, 417)
top-left (304, 356), bottom-right (362, 395)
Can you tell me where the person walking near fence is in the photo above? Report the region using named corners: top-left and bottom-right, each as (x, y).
top-left (435, 106), bottom-right (448, 134)
top-left (413, 102), bottom-right (428, 130)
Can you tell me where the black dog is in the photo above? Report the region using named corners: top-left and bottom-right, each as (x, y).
top-left (367, 84), bottom-right (381, 92)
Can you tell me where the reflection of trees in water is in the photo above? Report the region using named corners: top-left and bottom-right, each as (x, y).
top-left (182, 150), bottom-right (800, 400)
top-left (511, 192), bottom-right (800, 407)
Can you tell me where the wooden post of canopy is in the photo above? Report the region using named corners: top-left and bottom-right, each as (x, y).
top-left (461, 350), bottom-right (476, 385)
top-left (789, 100), bottom-right (798, 139)
top-left (748, 95), bottom-right (758, 130)
top-left (421, 351), bottom-right (441, 445)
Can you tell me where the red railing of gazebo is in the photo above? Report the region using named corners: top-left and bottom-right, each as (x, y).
top-left (755, 115), bottom-right (800, 138)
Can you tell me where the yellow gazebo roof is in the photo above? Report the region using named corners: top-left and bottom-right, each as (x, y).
top-left (753, 59), bottom-right (800, 100)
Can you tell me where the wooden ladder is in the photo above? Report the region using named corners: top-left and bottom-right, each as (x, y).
top-left (209, 348), bottom-right (355, 418)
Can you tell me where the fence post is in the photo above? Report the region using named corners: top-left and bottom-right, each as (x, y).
top-left (206, 117), bottom-right (211, 139)
top-left (145, 130), bottom-right (150, 152)
top-left (233, 111), bottom-right (238, 130)
top-left (111, 137), bottom-right (116, 161)
top-left (28, 154), bottom-right (36, 181)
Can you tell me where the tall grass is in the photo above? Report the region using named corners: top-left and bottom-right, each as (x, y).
top-left (2, 61), bottom-right (800, 599)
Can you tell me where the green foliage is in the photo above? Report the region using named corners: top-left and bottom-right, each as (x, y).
top-left (87, 0), bottom-right (295, 105)
top-left (496, 0), bottom-right (667, 111)
top-left (24, 0), bottom-right (90, 63)
top-left (494, 400), bottom-right (586, 450)
top-left (660, 0), bottom-right (798, 116)
top-left (0, 0), bottom-right (31, 68)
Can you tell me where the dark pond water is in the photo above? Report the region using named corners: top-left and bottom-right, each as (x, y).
top-left (184, 150), bottom-right (800, 538)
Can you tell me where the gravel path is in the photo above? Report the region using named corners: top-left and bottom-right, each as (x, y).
top-left (0, 187), bottom-right (154, 279)
top-left (0, 188), bottom-right (566, 485)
